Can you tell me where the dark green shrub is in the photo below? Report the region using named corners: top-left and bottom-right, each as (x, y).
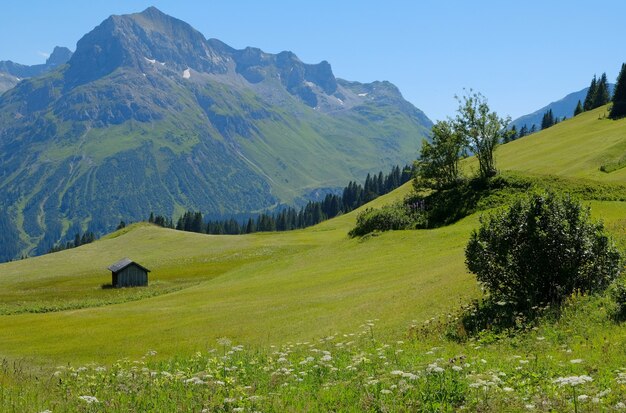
top-left (610, 279), bottom-right (626, 321)
top-left (465, 192), bottom-right (622, 311)
top-left (349, 203), bottom-right (414, 237)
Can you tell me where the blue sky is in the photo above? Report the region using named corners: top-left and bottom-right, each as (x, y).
top-left (1, 1), bottom-right (625, 121)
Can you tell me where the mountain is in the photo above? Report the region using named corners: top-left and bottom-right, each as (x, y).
top-left (0, 7), bottom-right (432, 260)
top-left (0, 46), bottom-right (73, 93)
top-left (510, 84), bottom-right (615, 131)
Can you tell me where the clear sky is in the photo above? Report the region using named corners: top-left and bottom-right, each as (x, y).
top-left (1, 0), bottom-right (625, 121)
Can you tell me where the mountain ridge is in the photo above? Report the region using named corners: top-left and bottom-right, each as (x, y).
top-left (0, 46), bottom-right (73, 93)
top-left (0, 7), bottom-right (432, 260)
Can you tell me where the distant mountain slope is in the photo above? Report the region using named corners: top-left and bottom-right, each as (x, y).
top-left (510, 84), bottom-right (615, 131)
top-left (0, 46), bottom-right (73, 93)
top-left (0, 7), bottom-right (432, 260)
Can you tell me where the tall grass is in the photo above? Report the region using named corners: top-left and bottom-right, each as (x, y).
top-left (4, 293), bottom-right (626, 412)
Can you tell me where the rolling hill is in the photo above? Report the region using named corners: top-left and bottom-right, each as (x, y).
top-left (0, 7), bottom-right (432, 260)
top-left (0, 105), bottom-right (624, 365)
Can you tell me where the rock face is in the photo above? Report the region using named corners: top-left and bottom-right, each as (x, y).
top-left (46, 47), bottom-right (73, 66)
top-left (0, 7), bottom-right (432, 260)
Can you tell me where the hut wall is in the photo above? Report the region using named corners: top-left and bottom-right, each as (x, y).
top-left (115, 264), bottom-right (148, 287)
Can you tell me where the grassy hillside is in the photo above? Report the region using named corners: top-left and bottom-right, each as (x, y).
top-left (494, 106), bottom-right (626, 181)
top-left (0, 183), bottom-right (481, 364)
top-left (1, 103), bottom-right (626, 412)
top-left (0, 106), bottom-right (624, 368)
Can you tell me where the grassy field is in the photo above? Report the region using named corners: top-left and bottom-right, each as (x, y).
top-left (0, 106), bottom-right (625, 362)
top-left (0, 182), bottom-right (481, 364)
top-left (0, 105), bottom-right (625, 410)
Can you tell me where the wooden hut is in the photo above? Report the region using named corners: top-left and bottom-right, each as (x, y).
top-left (107, 258), bottom-right (150, 288)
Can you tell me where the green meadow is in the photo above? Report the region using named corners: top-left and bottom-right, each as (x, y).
top-left (1, 106), bottom-right (626, 411)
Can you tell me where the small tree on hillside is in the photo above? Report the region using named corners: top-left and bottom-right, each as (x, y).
top-left (541, 109), bottom-right (555, 130)
top-left (454, 90), bottom-right (510, 179)
top-left (574, 100), bottom-right (584, 116)
top-left (584, 75), bottom-right (598, 111)
top-left (415, 120), bottom-right (465, 189)
top-left (519, 124), bottom-right (529, 138)
top-left (502, 125), bottom-right (519, 143)
top-left (594, 72), bottom-right (611, 109)
top-left (611, 63), bottom-right (626, 119)
top-left (465, 192), bottom-right (622, 311)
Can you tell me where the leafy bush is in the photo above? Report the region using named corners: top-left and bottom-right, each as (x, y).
top-left (349, 203), bottom-right (415, 237)
top-left (465, 192), bottom-right (622, 311)
top-left (413, 175), bottom-right (532, 228)
top-left (610, 279), bottom-right (626, 321)
top-left (600, 153), bottom-right (626, 173)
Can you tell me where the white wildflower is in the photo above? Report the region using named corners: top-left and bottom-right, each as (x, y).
top-left (570, 359), bottom-right (584, 364)
top-left (185, 377), bottom-right (205, 385)
top-left (217, 337), bottom-right (232, 347)
top-left (503, 387), bottom-right (514, 392)
top-left (553, 375), bottom-right (593, 387)
top-left (426, 363), bottom-right (444, 373)
top-left (78, 395), bottom-right (99, 404)
top-left (578, 394), bottom-right (589, 401)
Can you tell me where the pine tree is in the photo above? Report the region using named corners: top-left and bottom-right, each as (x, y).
top-left (584, 75), bottom-right (598, 111)
top-left (611, 63), bottom-right (626, 119)
top-left (541, 109), bottom-right (555, 130)
top-left (519, 124), bottom-right (529, 138)
top-left (504, 125), bottom-right (517, 143)
top-left (593, 72), bottom-right (610, 108)
top-left (574, 100), bottom-right (584, 116)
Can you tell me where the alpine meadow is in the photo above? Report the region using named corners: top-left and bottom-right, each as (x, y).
top-left (1, 4), bottom-right (626, 413)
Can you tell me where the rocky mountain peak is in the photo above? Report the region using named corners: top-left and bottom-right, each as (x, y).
top-left (45, 46), bottom-right (73, 66)
top-left (65, 6), bottom-right (228, 87)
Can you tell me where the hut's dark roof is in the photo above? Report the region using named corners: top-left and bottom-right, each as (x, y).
top-left (107, 258), bottom-right (151, 274)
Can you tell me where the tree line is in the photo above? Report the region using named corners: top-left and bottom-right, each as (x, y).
top-left (47, 231), bottom-right (97, 253)
top-left (508, 63), bottom-right (626, 138)
top-left (148, 164), bottom-right (415, 235)
top-left (573, 64), bottom-right (626, 119)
